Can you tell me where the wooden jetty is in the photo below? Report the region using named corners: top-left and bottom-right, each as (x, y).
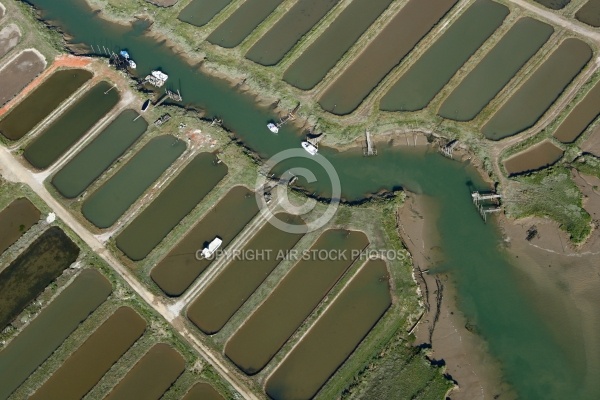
top-left (364, 130), bottom-right (377, 156)
top-left (277, 104), bottom-right (300, 128)
top-left (471, 191), bottom-right (502, 222)
top-left (440, 139), bottom-right (458, 159)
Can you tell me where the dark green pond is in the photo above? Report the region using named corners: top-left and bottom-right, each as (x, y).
top-left (23, 81), bottom-right (120, 169)
top-left (380, 0), bottom-right (509, 112)
top-left (52, 109), bottom-right (148, 198)
top-left (245, 0), bottom-right (339, 66)
top-left (178, 0), bottom-right (232, 27)
top-left (534, 0), bottom-right (570, 9)
top-left (116, 152), bottom-right (227, 261)
top-left (0, 226), bottom-right (79, 331)
top-left (283, 0), bottom-right (394, 90)
top-left (23, 1), bottom-right (600, 397)
top-left (482, 38), bottom-right (592, 140)
top-left (0, 68), bottom-right (92, 140)
top-left (577, 0), bottom-right (600, 27)
top-left (206, 0), bottom-right (284, 48)
top-left (0, 268), bottom-right (111, 399)
top-left (81, 135), bottom-right (186, 229)
top-left (438, 17), bottom-right (553, 121)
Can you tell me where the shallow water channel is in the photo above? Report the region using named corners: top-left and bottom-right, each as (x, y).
top-left (24, 1), bottom-right (600, 398)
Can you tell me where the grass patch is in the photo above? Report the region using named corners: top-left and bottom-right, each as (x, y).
top-left (341, 335), bottom-right (452, 400)
top-left (573, 153), bottom-right (600, 179)
top-left (506, 166), bottom-right (591, 243)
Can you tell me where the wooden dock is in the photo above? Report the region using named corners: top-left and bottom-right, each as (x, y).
top-left (471, 191), bottom-right (502, 222)
top-left (364, 130), bottom-right (377, 156)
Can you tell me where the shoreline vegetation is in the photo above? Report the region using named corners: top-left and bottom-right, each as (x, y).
top-left (5, 0), bottom-right (600, 399)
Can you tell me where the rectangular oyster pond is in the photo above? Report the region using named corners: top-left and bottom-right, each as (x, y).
top-left (224, 229), bottom-right (369, 375)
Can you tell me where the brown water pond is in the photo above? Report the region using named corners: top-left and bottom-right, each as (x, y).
top-left (31, 306), bottom-right (146, 400)
top-left (0, 49), bottom-right (45, 107)
top-left (23, 81), bottom-right (120, 169)
top-left (207, 0), bottom-right (284, 48)
top-left (178, 0), bottom-right (232, 27)
top-left (553, 80), bottom-right (600, 143)
top-left (0, 24), bottom-right (20, 59)
top-left (0, 68), bottom-right (92, 141)
top-left (224, 229), bottom-right (369, 375)
top-left (0, 226), bottom-right (79, 331)
top-left (266, 259), bottom-right (391, 400)
top-left (576, 0), bottom-right (600, 27)
top-left (438, 17), bottom-right (553, 121)
top-left (104, 343), bottom-right (185, 400)
top-left (245, 0), bottom-right (339, 66)
top-left (482, 38), bottom-right (591, 140)
top-left (0, 269), bottom-right (111, 399)
top-left (318, 0), bottom-right (458, 115)
top-left (182, 382), bottom-right (224, 400)
top-left (283, 0), bottom-right (394, 90)
top-left (504, 139), bottom-right (564, 176)
top-left (0, 197), bottom-right (40, 255)
top-left (151, 186), bottom-right (259, 297)
top-left (81, 135), bottom-right (186, 229)
top-left (52, 109), bottom-right (148, 199)
top-left (116, 152), bottom-right (227, 261)
top-left (380, 0), bottom-right (509, 112)
top-left (187, 213), bottom-right (306, 334)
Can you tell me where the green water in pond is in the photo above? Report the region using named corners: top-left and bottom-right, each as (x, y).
top-left (24, 0), bottom-right (599, 397)
top-left (23, 81), bottom-right (120, 169)
top-left (116, 152), bottom-right (228, 261)
top-left (0, 68), bottom-right (92, 141)
top-left (380, 0), bottom-right (509, 112)
top-left (482, 38), bottom-right (592, 140)
top-left (438, 17), bottom-right (553, 121)
top-left (52, 109), bottom-right (148, 198)
top-left (81, 135), bottom-right (186, 229)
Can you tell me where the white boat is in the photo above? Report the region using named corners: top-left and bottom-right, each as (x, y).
top-left (151, 70), bottom-right (169, 81)
top-left (201, 237), bottom-right (222, 258)
top-left (119, 50), bottom-right (130, 59)
top-left (301, 141), bottom-right (318, 155)
top-left (128, 60), bottom-right (137, 69)
top-left (267, 122), bottom-right (279, 134)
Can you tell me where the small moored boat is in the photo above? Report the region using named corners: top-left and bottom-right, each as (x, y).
top-left (267, 122), bottom-right (279, 134)
top-left (141, 99), bottom-right (150, 112)
top-left (301, 141), bottom-right (318, 155)
top-left (201, 237), bottom-right (222, 258)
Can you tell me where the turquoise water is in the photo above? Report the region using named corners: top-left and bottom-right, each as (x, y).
top-left (22, 1), bottom-right (598, 398)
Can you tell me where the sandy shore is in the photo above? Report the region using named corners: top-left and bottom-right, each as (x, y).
top-left (398, 193), bottom-right (515, 400)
